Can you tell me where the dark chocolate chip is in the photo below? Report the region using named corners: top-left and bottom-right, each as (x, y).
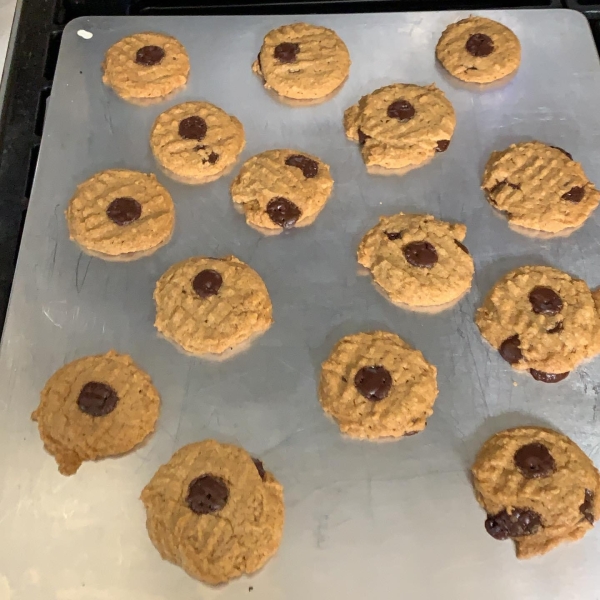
top-left (77, 382), bottom-right (119, 417)
top-left (488, 180), bottom-right (521, 196)
top-left (135, 45), bottom-right (165, 66)
top-left (550, 146), bottom-right (573, 160)
top-left (358, 129), bottom-right (370, 145)
top-left (466, 33), bottom-right (495, 57)
top-left (106, 197), bottom-right (142, 226)
top-left (529, 286), bottom-right (563, 316)
top-left (499, 334), bottom-right (523, 365)
top-left (204, 151), bottom-right (219, 164)
top-left (436, 140), bottom-right (450, 153)
top-left (194, 144), bottom-right (206, 151)
top-left (514, 442), bottom-right (556, 478)
top-left (253, 458), bottom-right (266, 481)
top-left (403, 241), bottom-right (438, 268)
top-left (266, 197), bottom-right (302, 229)
top-left (530, 369), bottom-right (569, 383)
top-left (192, 269), bottom-right (222, 298)
top-left (186, 475), bottom-right (229, 515)
top-left (485, 508), bottom-right (542, 540)
top-left (562, 186), bottom-right (585, 203)
top-left (547, 321), bottom-right (563, 334)
top-left (580, 489), bottom-right (595, 525)
top-left (454, 239), bottom-right (469, 254)
top-left (285, 154), bottom-right (319, 178)
top-left (387, 100), bottom-right (415, 122)
top-left (354, 365), bottom-right (392, 401)
top-left (385, 231), bottom-right (403, 241)
top-left (274, 42), bottom-right (299, 63)
top-left (179, 116), bottom-right (207, 141)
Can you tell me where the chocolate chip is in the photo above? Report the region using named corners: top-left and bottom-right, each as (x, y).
top-left (77, 382), bottom-right (119, 417)
top-left (580, 489), bottom-right (595, 525)
top-left (404, 430), bottom-right (419, 436)
top-left (179, 116), bottom-right (207, 141)
top-left (454, 239), bottom-right (469, 254)
top-left (204, 151), bottom-right (219, 164)
top-left (253, 458), bottom-right (266, 480)
top-left (530, 369), bottom-right (569, 383)
top-left (274, 42), bottom-right (299, 63)
top-left (192, 269), bottom-right (222, 298)
top-left (354, 365), bottom-right (392, 401)
top-left (266, 197), bottom-right (302, 229)
top-left (135, 45), bottom-right (165, 66)
top-left (562, 186), bottom-right (585, 203)
top-left (194, 144), bottom-right (206, 151)
top-left (485, 508), bottom-right (542, 540)
top-left (547, 321), bottom-right (563, 334)
top-left (489, 180), bottom-right (521, 195)
top-left (186, 475), bottom-right (229, 515)
top-left (466, 33), bottom-right (495, 57)
top-left (550, 146), bottom-right (573, 160)
top-left (529, 286), bottom-right (563, 316)
top-left (285, 154), bottom-right (318, 178)
top-left (106, 197), bottom-right (142, 226)
top-left (514, 442), bottom-right (556, 478)
top-left (436, 140), bottom-right (450, 153)
top-left (403, 241), bottom-right (438, 268)
top-left (499, 334), bottom-right (523, 364)
top-left (358, 129), bottom-right (370, 145)
top-left (387, 100), bottom-right (415, 122)
top-left (385, 231), bottom-right (403, 241)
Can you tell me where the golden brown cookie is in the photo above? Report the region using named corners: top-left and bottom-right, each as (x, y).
top-left (32, 351), bottom-right (160, 476)
top-left (344, 83), bottom-right (456, 171)
top-left (436, 16), bottom-right (520, 84)
top-left (357, 213), bottom-right (474, 308)
top-left (102, 32), bottom-right (190, 103)
top-left (150, 101), bottom-right (245, 184)
top-left (319, 331), bottom-right (438, 439)
top-left (482, 141), bottom-right (600, 234)
top-left (66, 169), bottom-right (175, 259)
top-left (230, 149), bottom-right (334, 232)
top-left (252, 22), bottom-right (350, 101)
top-left (141, 440), bottom-right (284, 585)
top-left (472, 426), bottom-right (600, 559)
top-left (154, 255), bottom-right (273, 356)
top-left (476, 266), bottom-right (600, 379)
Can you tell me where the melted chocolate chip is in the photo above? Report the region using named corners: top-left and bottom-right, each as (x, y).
top-left (204, 151), bottom-right (219, 164)
top-left (466, 33), bottom-right (495, 57)
top-left (454, 239), bottom-right (469, 254)
top-left (499, 334), bottom-right (523, 365)
top-left (436, 140), bottom-right (450, 153)
top-left (285, 154), bottom-right (319, 178)
top-left (562, 186), bottom-right (585, 203)
top-left (77, 382), bottom-right (119, 417)
top-left (547, 321), bottom-right (563, 334)
top-left (106, 197), bottom-right (142, 226)
top-left (529, 286), bottom-right (563, 316)
top-left (253, 458), bottom-right (266, 480)
top-left (354, 365), bottom-right (392, 401)
top-left (358, 129), bottom-right (370, 145)
top-left (485, 508), bottom-right (542, 540)
top-left (186, 475), bottom-right (229, 515)
top-left (387, 100), bottom-right (415, 122)
top-left (514, 443), bottom-right (556, 478)
top-left (550, 146), bottom-right (573, 160)
top-left (403, 241), bottom-right (438, 268)
top-left (530, 369), bottom-right (569, 383)
top-left (274, 42), bottom-right (299, 63)
top-left (266, 197), bottom-right (302, 229)
top-left (385, 231), bottom-right (403, 241)
top-left (135, 45), bottom-right (165, 66)
top-left (179, 116), bottom-right (207, 141)
top-left (192, 269), bottom-right (222, 298)
top-left (580, 489), bottom-right (595, 525)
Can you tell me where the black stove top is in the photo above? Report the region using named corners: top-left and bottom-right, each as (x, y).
top-left (0, 0), bottom-right (596, 332)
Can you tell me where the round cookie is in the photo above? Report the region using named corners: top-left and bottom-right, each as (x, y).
top-left (319, 331), bottom-right (438, 439)
top-left (472, 427), bottom-right (600, 559)
top-left (482, 141), bottom-right (600, 234)
top-left (150, 102), bottom-right (245, 184)
top-left (357, 213), bottom-right (474, 308)
top-left (476, 265), bottom-right (600, 378)
top-left (154, 255), bottom-right (273, 356)
top-left (252, 22), bottom-right (350, 101)
top-left (230, 149), bottom-right (334, 232)
top-left (141, 440), bottom-right (284, 585)
top-left (344, 83), bottom-right (456, 170)
top-left (66, 169), bottom-right (175, 259)
top-left (436, 16), bottom-right (520, 84)
top-left (102, 32), bottom-right (190, 103)
top-left (32, 351), bottom-right (160, 475)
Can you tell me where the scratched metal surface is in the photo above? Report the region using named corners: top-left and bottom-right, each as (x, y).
top-left (0, 9), bottom-right (600, 600)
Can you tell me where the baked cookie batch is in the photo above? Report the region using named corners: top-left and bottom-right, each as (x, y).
top-left (33, 15), bottom-right (600, 587)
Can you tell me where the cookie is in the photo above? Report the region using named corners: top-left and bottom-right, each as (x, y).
top-left (357, 213), bottom-right (474, 308)
top-left (344, 83), bottom-right (456, 170)
top-left (252, 22), bottom-right (350, 101)
top-left (31, 351), bottom-right (160, 475)
top-left (150, 102), bottom-right (245, 184)
top-left (154, 255), bottom-right (273, 356)
top-left (319, 331), bottom-right (438, 439)
top-left (141, 440), bottom-right (284, 585)
top-left (230, 149), bottom-right (334, 232)
top-left (476, 266), bottom-right (600, 379)
top-left (102, 32), bottom-right (190, 103)
top-left (472, 426), bottom-right (600, 559)
top-left (66, 169), bottom-right (175, 259)
top-left (436, 16), bottom-right (520, 84)
top-left (482, 141), bottom-right (600, 234)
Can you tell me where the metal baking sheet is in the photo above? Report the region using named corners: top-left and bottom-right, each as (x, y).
top-left (1, 9), bottom-right (600, 599)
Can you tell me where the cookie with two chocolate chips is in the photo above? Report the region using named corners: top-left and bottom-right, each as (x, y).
top-left (141, 439), bottom-right (284, 585)
top-left (472, 426), bottom-right (600, 558)
top-left (230, 149), bottom-right (334, 232)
